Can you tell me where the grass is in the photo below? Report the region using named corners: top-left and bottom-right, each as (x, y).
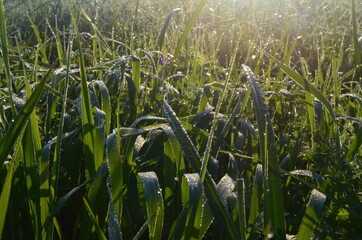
top-left (0, 0), bottom-right (361, 239)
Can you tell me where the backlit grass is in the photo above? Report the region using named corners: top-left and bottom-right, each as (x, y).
top-left (0, 0), bottom-right (361, 239)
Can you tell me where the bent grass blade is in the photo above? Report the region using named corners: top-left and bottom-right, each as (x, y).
top-left (157, 8), bottom-right (181, 51)
top-left (181, 173), bottom-right (203, 240)
top-left (296, 189), bottom-right (326, 240)
top-left (137, 171), bottom-right (164, 240)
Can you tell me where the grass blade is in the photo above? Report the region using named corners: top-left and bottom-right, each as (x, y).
top-left (212, 89), bottom-right (246, 156)
top-left (51, 37), bottom-right (73, 209)
top-left (79, 42), bottom-right (98, 177)
top-left (137, 171), bottom-right (164, 240)
top-left (133, 213), bottom-right (156, 240)
top-left (83, 197), bottom-right (108, 240)
top-left (346, 126), bottom-right (362, 161)
top-left (106, 132), bottom-right (124, 223)
top-left (0, 0), bottom-right (16, 115)
top-left (351, 0), bottom-right (361, 83)
top-left (237, 178), bottom-right (247, 240)
top-left (79, 162), bottom-right (109, 239)
top-left (22, 125), bottom-right (41, 239)
top-left (157, 8), bottom-right (181, 50)
top-left (0, 142), bottom-right (24, 237)
top-left (162, 126), bottom-right (184, 231)
top-left (39, 141), bottom-right (52, 237)
top-left (27, 14), bottom-right (48, 64)
top-left (132, 55), bottom-right (141, 99)
top-left (174, 0), bottom-right (207, 59)
top-left (169, 174), bottom-right (214, 240)
top-left (0, 67), bottom-right (51, 164)
top-left (53, 217), bottom-right (65, 240)
top-left (91, 80), bottom-right (111, 135)
top-left (23, 67), bottom-right (43, 238)
top-left (126, 74), bottom-right (137, 122)
top-left (68, 1), bottom-right (102, 179)
top-left (265, 52), bottom-right (341, 159)
top-left (181, 173), bottom-right (203, 240)
top-left (47, 19), bottom-right (65, 65)
top-left (0, 163), bottom-right (16, 238)
top-left (198, 202), bottom-right (214, 239)
top-left (42, 179), bottom-right (89, 238)
top-left (162, 97), bottom-right (239, 239)
top-left (248, 164), bottom-right (263, 225)
top-left (106, 176), bottom-right (123, 240)
top-left (200, 33), bottom-right (241, 183)
top-left (296, 189), bottom-right (326, 240)
top-left (168, 204), bottom-right (188, 240)
top-left (243, 65), bottom-right (286, 239)
top-left (80, 8), bottom-right (113, 57)
top-left (73, 23), bottom-right (101, 177)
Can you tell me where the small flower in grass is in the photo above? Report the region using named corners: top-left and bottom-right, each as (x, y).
top-left (159, 56), bottom-right (170, 66)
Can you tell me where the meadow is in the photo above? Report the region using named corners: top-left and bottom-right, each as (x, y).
top-left (0, 0), bottom-right (361, 239)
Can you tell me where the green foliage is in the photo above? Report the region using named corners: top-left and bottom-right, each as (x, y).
top-left (0, 0), bottom-right (361, 239)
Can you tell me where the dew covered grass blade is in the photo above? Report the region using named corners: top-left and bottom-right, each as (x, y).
top-left (72, 16), bottom-right (101, 177)
top-left (237, 178), bottom-right (247, 240)
top-left (181, 173), bottom-right (204, 239)
top-left (78, 162), bottom-right (109, 239)
top-left (162, 97), bottom-right (239, 239)
top-left (51, 37), bottom-right (73, 217)
top-left (137, 171), bottom-right (164, 240)
top-left (91, 80), bottom-right (111, 135)
top-left (296, 189), bottom-right (326, 240)
top-left (80, 8), bottom-right (113, 57)
top-left (106, 132), bottom-right (124, 223)
top-left (243, 65), bottom-right (286, 239)
top-left (157, 8), bottom-right (181, 50)
top-left (169, 173), bottom-right (214, 240)
top-left (248, 164), bottom-right (263, 226)
top-left (162, 126), bottom-right (184, 229)
top-left (248, 164), bottom-right (263, 240)
top-left (106, 175), bottom-right (123, 240)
